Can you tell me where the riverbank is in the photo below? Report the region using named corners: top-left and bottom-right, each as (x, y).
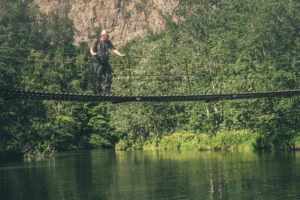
top-left (115, 130), bottom-right (300, 151)
top-left (2, 130), bottom-right (300, 162)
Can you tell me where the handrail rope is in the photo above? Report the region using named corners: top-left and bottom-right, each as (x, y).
top-left (0, 47), bottom-right (80, 55)
top-left (0, 55), bottom-right (297, 69)
top-left (0, 46), bottom-right (200, 59)
top-left (1, 45), bottom-right (298, 64)
top-left (0, 55), bottom-right (123, 66)
top-left (1, 46), bottom-right (299, 61)
top-left (113, 75), bottom-right (293, 82)
top-left (0, 46), bottom-right (235, 59)
top-left (1, 56), bottom-right (300, 80)
top-left (0, 56), bottom-right (298, 81)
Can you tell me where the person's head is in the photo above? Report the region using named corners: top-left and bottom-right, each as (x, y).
top-left (100, 30), bottom-right (109, 41)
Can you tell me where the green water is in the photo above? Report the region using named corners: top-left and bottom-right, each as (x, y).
top-left (1, 150), bottom-right (300, 200)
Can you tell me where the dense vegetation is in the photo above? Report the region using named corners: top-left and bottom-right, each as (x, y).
top-left (1, 0), bottom-right (300, 159)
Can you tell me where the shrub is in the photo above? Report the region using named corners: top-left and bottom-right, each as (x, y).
top-left (89, 134), bottom-right (111, 149)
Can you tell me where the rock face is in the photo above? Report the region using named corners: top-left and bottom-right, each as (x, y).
top-left (33, 0), bottom-right (179, 46)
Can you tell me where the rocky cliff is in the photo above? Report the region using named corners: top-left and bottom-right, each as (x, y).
top-left (33, 0), bottom-right (179, 46)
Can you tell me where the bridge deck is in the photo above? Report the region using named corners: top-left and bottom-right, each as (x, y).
top-left (1, 89), bottom-right (300, 103)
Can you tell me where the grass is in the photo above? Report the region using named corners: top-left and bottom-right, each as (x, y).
top-left (115, 130), bottom-right (260, 151)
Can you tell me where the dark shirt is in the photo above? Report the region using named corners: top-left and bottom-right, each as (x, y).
top-left (91, 39), bottom-right (115, 55)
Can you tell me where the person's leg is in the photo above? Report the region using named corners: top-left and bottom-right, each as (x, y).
top-left (93, 61), bottom-right (104, 94)
top-left (103, 62), bottom-right (113, 94)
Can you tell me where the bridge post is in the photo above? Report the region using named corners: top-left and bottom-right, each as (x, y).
top-left (185, 58), bottom-right (191, 94)
top-left (128, 55), bottom-right (132, 95)
top-left (266, 65), bottom-right (270, 91)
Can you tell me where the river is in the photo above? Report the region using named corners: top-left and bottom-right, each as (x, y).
top-left (1, 150), bottom-right (300, 200)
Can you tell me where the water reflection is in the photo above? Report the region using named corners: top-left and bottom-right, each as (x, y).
top-left (1, 150), bottom-right (300, 199)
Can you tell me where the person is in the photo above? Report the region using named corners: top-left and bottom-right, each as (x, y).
top-left (90, 30), bottom-right (125, 95)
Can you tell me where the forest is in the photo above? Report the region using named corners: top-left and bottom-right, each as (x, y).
top-left (1, 0), bottom-right (300, 159)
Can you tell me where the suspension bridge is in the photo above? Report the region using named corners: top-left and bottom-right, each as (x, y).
top-left (1, 47), bottom-right (300, 103)
top-left (1, 89), bottom-right (300, 104)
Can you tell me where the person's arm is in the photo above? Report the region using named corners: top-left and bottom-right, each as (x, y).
top-left (112, 49), bottom-right (125, 57)
top-left (108, 41), bottom-right (125, 57)
top-left (90, 47), bottom-right (98, 56)
top-left (90, 40), bottom-right (98, 56)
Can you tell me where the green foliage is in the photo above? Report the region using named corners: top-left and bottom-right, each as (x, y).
top-left (212, 130), bottom-right (255, 149)
top-left (115, 140), bottom-right (129, 150)
top-left (110, 0), bottom-right (300, 150)
top-left (151, 130), bottom-right (257, 151)
top-left (1, 0), bottom-right (300, 158)
top-left (88, 106), bottom-right (109, 131)
top-left (159, 133), bottom-right (183, 150)
top-left (0, 1), bottom-right (102, 155)
top-left (89, 134), bottom-right (111, 149)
